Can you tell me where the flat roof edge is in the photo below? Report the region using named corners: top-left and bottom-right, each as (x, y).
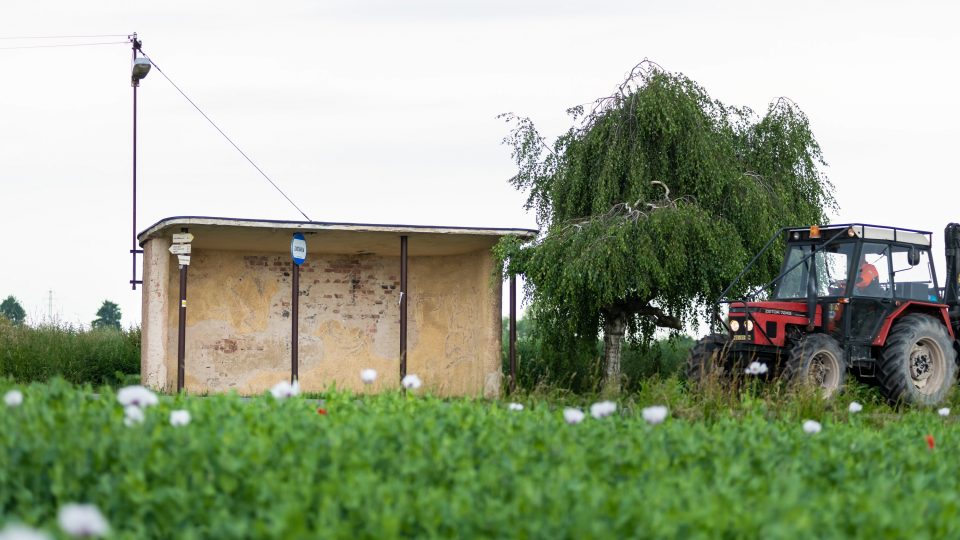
top-left (138, 216), bottom-right (539, 245)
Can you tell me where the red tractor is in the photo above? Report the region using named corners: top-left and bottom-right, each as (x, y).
top-left (688, 223), bottom-right (960, 405)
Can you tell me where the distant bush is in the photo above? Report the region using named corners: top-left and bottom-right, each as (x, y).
top-left (0, 320), bottom-right (139, 386)
top-left (501, 316), bottom-right (693, 393)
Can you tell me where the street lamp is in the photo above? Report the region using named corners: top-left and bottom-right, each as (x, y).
top-left (130, 33), bottom-right (151, 290)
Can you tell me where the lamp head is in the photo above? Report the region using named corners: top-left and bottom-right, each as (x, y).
top-left (132, 57), bottom-right (151, 86)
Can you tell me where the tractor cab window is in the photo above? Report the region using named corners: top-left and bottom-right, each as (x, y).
top-left (853, 243), bottom-right (892, 298)
top-left (892, 246), bottom-right (937, 301)
top-left (773, 243), bottom-right (854, 299)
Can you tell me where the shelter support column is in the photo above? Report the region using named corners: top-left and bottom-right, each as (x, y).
top-left (141, 236), bottom-right (171, 391)
top-left (509, 274), bottom-right (517, 394)
top-left (176, 227), bottom-right (189, 393)
top-left (400, 235), bottom-right (408, 379)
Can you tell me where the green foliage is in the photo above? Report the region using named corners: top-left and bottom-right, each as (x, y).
top-left (3, 379), bottom-right (960, 538)
top-left (502, 315), bottom-right (693, 393)
top-left (92, 300), bottom-right (123, 331)
top-left (497, 61), bottom-right (835, 349)
top-left (0, 323), bottom-right (140, 386)
top-left (0, 295), bottom-right (26, 326)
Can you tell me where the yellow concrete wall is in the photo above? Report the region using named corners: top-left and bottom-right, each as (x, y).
top-left (160, 247), bottom-right (502, 396)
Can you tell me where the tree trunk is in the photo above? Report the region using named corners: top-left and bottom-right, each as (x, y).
top-left (602, 309), bottom-right (628, 395)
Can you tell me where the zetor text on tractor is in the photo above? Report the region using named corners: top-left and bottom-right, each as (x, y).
top-left (688, 223), bottom-right (960, 405)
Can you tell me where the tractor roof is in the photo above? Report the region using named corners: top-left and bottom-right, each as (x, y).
top-left (785, 223), bottom-right (931, 247)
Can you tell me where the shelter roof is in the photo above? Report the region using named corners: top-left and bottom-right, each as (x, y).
top-left (138, 216), bottom-right (538, 256)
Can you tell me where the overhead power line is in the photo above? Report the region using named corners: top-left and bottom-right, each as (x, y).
top-left (140, 49), bottom-right (313, 222)
top-left (0, 34), bottom-right (128, 39)
top-left (0, 41), bottom-right (126, 50)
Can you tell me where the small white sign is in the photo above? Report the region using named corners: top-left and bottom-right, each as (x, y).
top-left (178, 255), bottom-right (191, 266)
top-left (172, 233), bottom-right (194, 244)
top-left (169, 244), bottom-right (192, 255)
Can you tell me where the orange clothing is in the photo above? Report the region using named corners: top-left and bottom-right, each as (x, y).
top-left (856, 263), bottom-right (878, 289)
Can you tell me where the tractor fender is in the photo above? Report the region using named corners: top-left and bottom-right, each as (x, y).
top-left (872, 301), bottom-right (954, 347)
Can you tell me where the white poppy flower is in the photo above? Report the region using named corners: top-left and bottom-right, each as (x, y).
top-left (57, 503), bottom-right (109, 538)
top-left (802, 419), bottom-right (822, 434)
top-left (123, 406), bottom-right (145, 427)
top-left (401, 374), bottom-right (422, 390)
top-left (590, 401), bottom-right (617, 419)
top-left (169, 410), bottom-right (191, 427)
top-left (563, 407), bottom-right (585, 424)
top-left (642, 405), bottom-right (669, 425)
top-left (848, 402), bottom-right (863, 413)
top-left (744, 361), bottom-right (768, 375)
top-left (116, 386), bottom-right (158, 408)
top-left (507, 402), bottom-right (524, 411)
top-left (270, 380), bottom-right (301, 399)
top-left (360, 369), bottom-right (377, 384)
top-left (938, 407), bottom-right (950, 417)
top-left (0, 523), bottom-right (52, 540)
top-left (4, 389), bottom-right (23, 407)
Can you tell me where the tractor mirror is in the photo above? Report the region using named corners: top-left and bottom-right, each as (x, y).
top-left (908, 247), bottom-right (921, 266)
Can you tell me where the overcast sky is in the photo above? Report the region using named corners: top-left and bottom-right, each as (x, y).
top-left (2, 0), bottom-right (958, 329)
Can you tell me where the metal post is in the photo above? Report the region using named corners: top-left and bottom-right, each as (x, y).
top-left (131, 37), bottom-right (140, 290)
top-left (129, 33), bottom-right (147, 289)
top-left (400, 236), bottom-right (408, 379)
top-left (292, 262), bottom-right (299, 383)
top-left (177, 227), bottom-right (188, 393)
top-left (509, 274), bottom-right (517, 394)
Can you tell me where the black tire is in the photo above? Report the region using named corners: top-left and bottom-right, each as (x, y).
top-left (686, 334), bottom-right (730, 384)
top-left (877, 313), bottom-right (957, 406)
top-left (784, 333), bottom-right (847, 398)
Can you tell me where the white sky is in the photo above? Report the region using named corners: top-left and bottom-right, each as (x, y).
top-left (1, 0), bottom-right (958, 329)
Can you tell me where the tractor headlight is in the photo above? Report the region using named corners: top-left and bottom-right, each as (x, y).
top-left (745, 320), bottom-right (754, 332)
top-left (730, 319), bottom-right (741, 332)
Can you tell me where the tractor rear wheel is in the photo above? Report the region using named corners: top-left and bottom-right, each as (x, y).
top-left (877, 313), bottom-right (957, 406)
top-left (686, 334), bottom-right (730, 384)
top-left (784, 333), bottom-right (847, 398)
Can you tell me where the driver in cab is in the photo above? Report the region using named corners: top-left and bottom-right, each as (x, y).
top-left (853, 253), bottom-right (881, 295)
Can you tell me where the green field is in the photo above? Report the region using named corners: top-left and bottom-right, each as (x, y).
top-left (0, 321), bottom-right (140, 386)
top-left (2, 378), bottom-right (960, 539)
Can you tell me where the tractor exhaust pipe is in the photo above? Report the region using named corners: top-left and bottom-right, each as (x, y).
top-left (806, 246), bottom-right (817, 331)
top-left (945, 223), bottom-right (960, 309)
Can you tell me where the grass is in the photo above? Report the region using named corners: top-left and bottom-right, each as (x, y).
top-left (0, 319), bottom-right (140, 387)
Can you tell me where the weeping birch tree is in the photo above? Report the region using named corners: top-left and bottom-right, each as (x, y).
top-left (496, 61), bottom-right (836, 393)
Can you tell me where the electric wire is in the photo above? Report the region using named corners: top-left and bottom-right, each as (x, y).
top-left (0, 34), bottom-right (128, 39)
top-left (0, 41), bottom-right (127, 50)
top-left (140, 50), bottom-right (313, 222)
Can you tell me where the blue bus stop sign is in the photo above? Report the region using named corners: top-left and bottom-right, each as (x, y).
top-left (291, 233), bottom-right (307, 265)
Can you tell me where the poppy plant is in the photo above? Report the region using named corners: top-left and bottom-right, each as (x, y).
top-left (317, 408), bottom-right (328, 415)
top-left (360, 369), bottom-right (377, 384)
top-left (590, 401), bottom-right (617, 419)
top-left (117, 385), bottom-right (158, 409)
top-left (4, 389), bottom-right (23, 408)
top-left (401, 374), bottom-right (422, 390)
top-left (642, 406), bottom-right (669, 425)
top-left (926, 434), bottom-right (935, 450)
top-left (563, 408), bottom-right (585, 425)
top-left (57, 503), bottom-right (109, 538)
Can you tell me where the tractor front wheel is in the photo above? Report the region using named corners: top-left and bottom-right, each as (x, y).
top-left (686, 334), bottom-right (730, 384)
top-left (784, 333), bottom-right (847, 398)
top-left (877, 313), bottom-right (957, 406)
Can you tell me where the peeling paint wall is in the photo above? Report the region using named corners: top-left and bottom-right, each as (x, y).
top-left (148, 244), bottom-right (501, 397)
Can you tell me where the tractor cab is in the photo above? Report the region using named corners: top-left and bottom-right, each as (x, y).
top-left (689, 223), bottom-right (957, 406)
top-left (764, 225), bottom-right (942, 350)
